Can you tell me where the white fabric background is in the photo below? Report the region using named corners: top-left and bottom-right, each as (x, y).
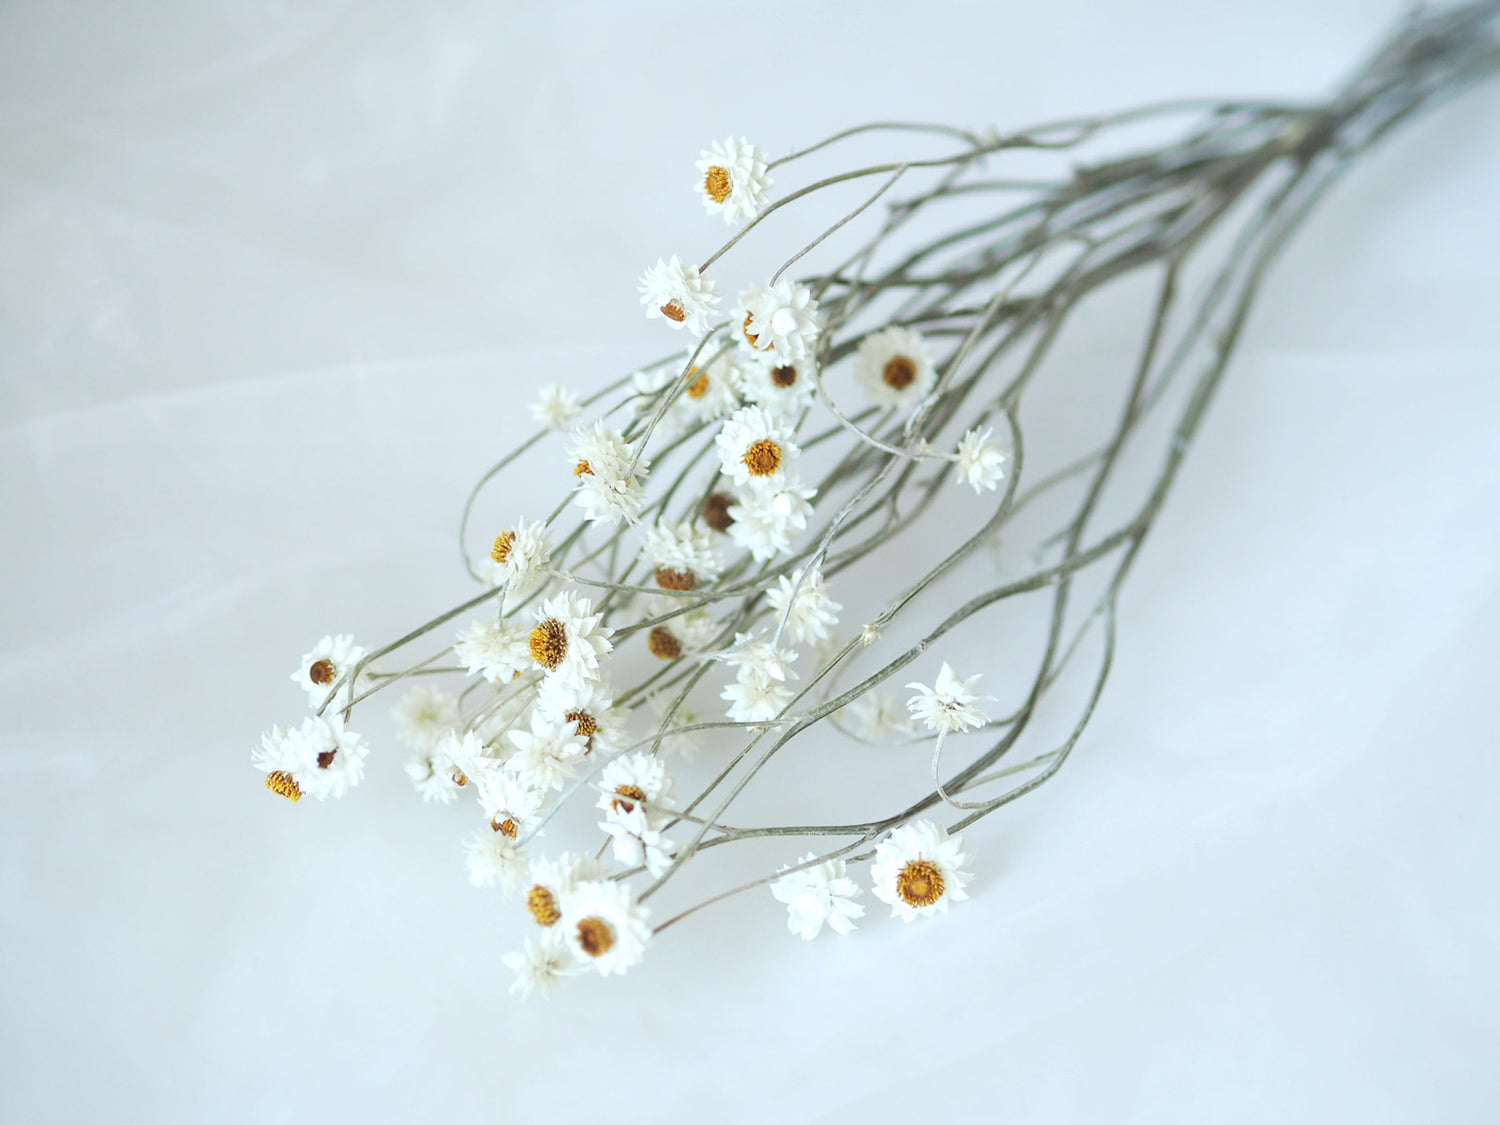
top-left (3, 2), bottom-right (1498, 1121)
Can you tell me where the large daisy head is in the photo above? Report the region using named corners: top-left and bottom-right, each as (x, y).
top-left (870, 819), bottom-right (972, 921)
top-left (714, 404), bottom-right (800, 489)
top-left (853, 325), bottom-right (936, 409)
top-left (733, 281), bottom-right (821, 364)
top-left (286, 714), bottom-right (369, 801)
top-left (558, 879), bottom-right (652, 976)
top-left (526, 590), bottom-right (613, 690)
top-left (739, 353), bottom-right (817, 417)
top-left (694, 137), bottom-right (773, 224)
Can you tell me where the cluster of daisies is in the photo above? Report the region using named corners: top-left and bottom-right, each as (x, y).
top-left (255, 136), bottom-right (1011, 997)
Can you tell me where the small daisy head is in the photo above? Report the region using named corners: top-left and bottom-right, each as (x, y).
top-left (465, 827), bottom-right (529, 891)
top-left (565, 422), bottom-right (649, 527)
top-left (770, 853), bottom-right (865, 940)
top-left (507, 709), bottom-right (590, 792)
top-left (597, 752), bottom-right (673, 827)
top-left (715, 405), bottom-right (800, 489)
top-left (739, 353), bottom-right (818, 417)
top-left (291, 634), bottom-right (366, 708)
top-left (558, 879), bottom-right (652, 976)
top-left (454, 618), bottom-right (531, 684)
top-left (853, 326), bottom-right (937, 409)
top-left (525, 852), bottom-right (606, 928)
top-left (642, 518), bottom-right (722, 592)
top-left (483, 517), bottom-right (552, 600)
top-left (725, 474), bottom-right (817, 561)
top-left (905, 662), bottom-right (992, 735)
top-left (530, 383), bottom-right (582, 430)
top-left (527, 591), bottom-right (612, 689)
top-left (638, 255), bottom-right (720, 336)
top-left (733, 281), bottom-right (822, 363)
top-left (391, 684), bottom-right (460, 752)
top-left (870, 820), bottom-right (972, 921)
top-left (252, 725), bottom-right (302, 802)
top-left (764, 566), bottom-right (842, 646)
top-left (503, 931), bottom-right (570, 1001)
top-left (286, 714), bottom-right (368, 801)
top-left (954, 425), bottom-right (1008, 494)
top-left (694, 137), bottom-right (773, 224)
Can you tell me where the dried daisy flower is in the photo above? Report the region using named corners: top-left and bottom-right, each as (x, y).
top-left (733, 281), bottom-right (822, 363)
top-left (252, 725), bottom-right (303, 803)
top-left (291, 634), bottom-right (366, 708)
top-left (530, 383), bottom-right (582, 430)
top-left (565, 421), bottom-right (650, 526)
top-left (853, 325), bottom-right (936, 409)
top-left (403, 748), bottom-right (465, 804)
top-left (503, 931), bottom-right (570, 1000)
top-left (764, 566), bottom-right (842, 646)
top-left (600, 805), bottom-right (675, 877)
top-left (870, 820), bottom-right (972, 921)
top-left (534, 675), bottom-right (620, 755)
top-left (739, 353), bottom-right (817, 416)
top-left (954, 425), bottom-right (1008, 494)
top-left (287, 714), bottom-right (369, 801)
top-left (596, 752), bottom-right (674, 827)
top-left (465, 828), bottom-right (529, 891)
top-left (638, 255), bottom-right (720, 336)
top-left (453, 618), bottom-right (531, 684)
top-left (905, 663), bottom-right (992, 735)
top-left (841, 690), bottom-right (917, 745)
top-left (557, 879), bottom-right (652, 977)
top-left (715, 404), bottom-right (801, 489)
top-left (524, 852), bottom-right (606, 929)
top-left (726, 474), bottom-right (816, 561)
top-left (526, 590), bottom-right (612, 691)
top-left (770, 854), bottom-right (865, 940)
top-left (484, 517), bottom-right (553, 601)
top-left (391, 684), bottom-right (460, 752)
top-left (694, 136), bottom-right (773, 224)
top-left (641, 518), bottom-right (722, 591)
top-left (721, 666), bottom-right (795, 724)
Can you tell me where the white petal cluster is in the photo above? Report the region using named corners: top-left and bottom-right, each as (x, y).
top-left (842, 690), bottom-right (918, 745)
top-left (503, 931), bottom-right (570, 1000)
top-left (694, 137), bottom-right (773, 224)
top-left (954, 425), bottom-right (1008, 494)
top-left (403, 747), bottom-right (466, 804)
top-left (484, 517), bottom-right (552, 601)
top-left (641, 519), bottom-right (722, 590)
top-left (764, 566), bottom-right (842, 645)
top-left (391, 684), bottom-right (459, 752)
top-left (719, 635), bottom-right (799, 724)
top-left (282, 714), bottom-right (369, 801)
top-left (566, 422), bottom-right (650, 526)
top-left (453, 619), bottom-right (531, 684)
top-left (530, 383), bottom-right (582, 430)
top-left (734, 281), bottom-right (821, 363)
top-left (726, 475), bottom-right (816, 561)
top-left (870, 820), bottom-right (972, 921)
top-left (638, 255), bottom-right (720, 336)
top-left (527, 590), bottom-right (613, 693)
top-left (770, 854), bottom-right (865, 940)
top-left (715, 404), bottom-right (801, 489)
top-left (535, 675), bottom-right (621, 756)
top-left (558, 879), bottom-right (652, 977)
top-left (525, 851), bottom-right (606, 922)
top-left (465, 828), bottom-right (529, 890)
top-left (291, 634), bottom-right (366, 708)
top-left (507, 709), bottom-right (589, 792)
top-left (739, 353), bottom-right (817, 417)
top-left (853, 325), bottom-right (936, 409)
top-left (597, 752), bottom-right (676, 876)
top-left (905, 662), bottom-right (992, 735)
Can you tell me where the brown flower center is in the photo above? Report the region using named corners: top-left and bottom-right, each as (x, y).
top-left (686, 369), bottom-right (710, 399)
top-left (704, 165), bottom-right (732, 204)
top-left (564, 709), bottom-right (598, 750)
top-left (647, 625), bottom-right (681, 661)
top-left (576, 916), bottom-right (616, 957)
top-left (316, 749), bottom-right (336, 770)
top-left (882, 355), bottom-right (917, 391)
top-left (450, 769), bottom-right (468, 787)
top-left (702, 492), bottom-right (735, 532)
top-left (771, 364), bottom-right (798, 388)
top-left (574, 459), bottom-right (593, 476)
top-left (265, 771), bottom-right (302, 802)
top-left (654, 566), bottom-right (697, 591)
top-left (526, 885), bottom-right (561, 926)
top-left (491, 816), bottom-right (518, 838)
top-left (528, 618), bottom-right (568, 670)
top-left (308, 658), bottom-right (337, 686)
top-left (611, 783), bottom-right (648, 815)
top-left (490, 530), bottom-right (515, 564)
top-left (742, 438), bottom-right (782, 478)
top-left (660, 300), bottom-right (687, 323)
top-left (895, 858), bottom-right (945, 908)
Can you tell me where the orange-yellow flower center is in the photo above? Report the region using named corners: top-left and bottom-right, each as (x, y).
top-left (743, 313), bottom-right (760, 348)
top-left (882, 355), bottom-right (917, 390)
top-left (660, 300), bottom-right (687, 323)
top-left (574, 459), bottom-right (593, 476)
top-left (491, 816), bottom-right (518, 838)
top-left (527, 885), bottom-right (561, 926)
top-left (704, 165), bottom-right (732, 204)
top-left (576, 916), bottom-right (616, 957)
top-left (265, 771), bottom-right (302, 802)
top-left (771, 365), bottom-right (798, 388)
top-left (450, 769), bottom-right (468, 787)
top-left (611, 783), bottom-right (648, 815)
top-left (565, 709), bottom-right (598, 750)
top-left (702, 492), bottom-right (735, 532)
top-left (308, 658), bottom-right (337, 686)
top-left (490, 530), bottom-right (515, 564)
top-left (528, 618), bottom-right (568, 670)
top-left (647, 625), bottom-right (681, 661)
top-left (895, 858), bottom-right (945, 908)
top-left (742, 438), bottom-right (782, 478)
top-left (654, 566), bottom-right (697, 591)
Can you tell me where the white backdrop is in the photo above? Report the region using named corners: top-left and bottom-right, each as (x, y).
top-left (3, 2), bottom-right (1499, 1122)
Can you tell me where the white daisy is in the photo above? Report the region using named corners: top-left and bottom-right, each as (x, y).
top-left (764, 566), bottom-right (842, 646)
top-left (641, 518), bottom-right (722, 591)
top-left (503, 931), bottom-right (570, 1000)
top-left (506, 710), bottom-right (589, 791)
top-left (715, 404), bottom-right (800, 489)
top-left (290, 634), bottom-right (366, 708)
top-left (599, 805), bottom-right (675, 877)
top-left (870, 820), bottom-right (972, 921)
top-left (558, 879), bottom-right (652, 977)
top-left (721, 668), bottom-right (795, 724)
top-left (483, 517), bottom-right (553, 602)
top-left (252, 725), bottom-right (303, 803)
top-left (526, 590), bottom-right (612, 691)
top-left (530, 383), bottom-right (582, 430)
top-left (679, 348), bottom-right (745, 425)
top-left (770, 854), bottom-right (865, 940)
top-left (286, 714), bottom-right (368, 801)
top-left (726, 474), bottom-right (817, 561)
top-left (739, 353), bottom-right (817, 416)
top-left (464, 828), bottom-right (529, 891)
top-left (905, 662), bottom-right (992, 735)
top-left (596, 752), bottom-right (673, 826)
top-left (534, 675), bottom-right (620, 756)
top-left (954, 425), bottom-right (1008, 494)
top-left (842, 690), bottom-right (917, 744)
top-left (454, 619), bottom-right (532, 684)
top-left (734, 281), bottom-right (821, 363)
top-left (524, 851), bottom-right (607, 928)
top-left (391, 684), bottom-right (460, 752)
top-left (470, 761), bottom-right (545, 838)
top-left (638, 255), bottom-right (720, 336)
top-left (403, 749), bottom-right (465, 804)
top-left (717, 631), bottom-right (799, 684)
top-left (566, 422), bottom-right (650, 526)
top-left (853, 326), bottom-right (936, 409)
top-left (694, 137), bottom-right (773, 224)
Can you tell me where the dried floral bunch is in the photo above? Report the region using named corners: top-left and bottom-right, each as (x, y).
top-left (255, 6), bottom-right (1498, 997)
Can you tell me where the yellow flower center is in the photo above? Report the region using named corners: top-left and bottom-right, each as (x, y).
top-left (895, 858), bottom-right (945, 908)
top-left (654, 566), bottom-right (697, 591)
top-left (491, 816), bottom-right (518, 838)
top-left (265, 771), bottom-right (302, 802)
top-left (450, 769), bottom-right (468, 787)
top-left (771, 364), bottom-right (798, 388)
top-left (743, 313), bottom-right (760, 348)
top-left (686, 369), bottom-right (710, 399)
top-left (660, 300), bottom-right (687, 323)
top-left (611, 784), bottom-right (648, 815)
top-left (565, 709), bottom-right (598, 750)
top-left (702, 492), bottom-right (735, 532)
top-left (647, 625), bottom-right (681, 661)
top-left (527, 885), bottom-right (560, 926)
top-left (308, 658), bottom-right (337, 686)
top-left (574, 459), bottom-right (593, 476)
top-left (490, 530), bottom-right (515, 564)
top-left (882, 355), bottom-right (917, 390)
top-left (576, 916), bottom-right (616, 957)
top-left (704, 165), bottom-right (732, 204)
top-left (528, 618), bottom-right (569, 670)
top-left (742, 438), bottom-right (782, 478)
